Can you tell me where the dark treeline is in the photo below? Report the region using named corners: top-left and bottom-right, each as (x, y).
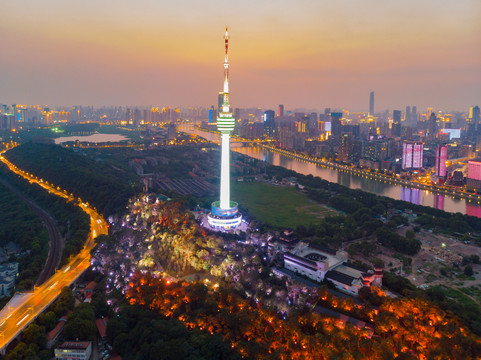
top-left (0, 163), bottom-right (89, 268)
top-left (0, 181), bottom-right (49, 290)
top-left (5, 143), bottom-right (141, 217)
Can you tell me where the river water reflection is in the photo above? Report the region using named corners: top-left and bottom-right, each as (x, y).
top-left (54, 134), bottom-right (128, 144)
top-left (234, 145), bottom-right (481, 218)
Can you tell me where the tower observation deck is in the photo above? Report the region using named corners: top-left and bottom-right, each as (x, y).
top-left (207, 27), bottom-right (242, 229)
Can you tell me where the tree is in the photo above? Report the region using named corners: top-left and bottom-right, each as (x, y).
top-left (5, 342), bottom-right (40, 360)
top-left (22, 323), bottom-right (46, 347)
top-left (63, 318), bottom-right (96, 341)
top-left (464, 265), bottom-right (474, 277)
top-left (405, 230), bottom-right (415, 240)
top-left (38, 311), bottom-right (58, 332)
top-left (52, 287), bottom-right (75, 316)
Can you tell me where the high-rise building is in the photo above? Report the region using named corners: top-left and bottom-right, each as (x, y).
top-left (428, 112), bottom-right (437, 137)
top-left (278, 104), bottom-right (284, 117)
top-left (402, 142), bottom-right (423, 170)
top-left (263, 110), bottom-right (276, 138)
top-left (405, 106), bottom-right (411, 123)
top-left (208, 106), bottom-right (216, 123)
top-left (207, 27), bottom-right (242, 229)
top-left (435, 145), bottom-right (447, 179)
top-left (473, 106), bottom-right (480, 132)
top-left (330, 112), bottom-right (342, 136)
top-left (467, 159), bottom-right (481, 191)
top-left (369, 91), bottom-right (374, 115)
top-left (167, 123), bottom-right (177, 141)
top-left (338, 133), bottom-right (352, 162)
top-left (392, 110), bottom-right (402, 137)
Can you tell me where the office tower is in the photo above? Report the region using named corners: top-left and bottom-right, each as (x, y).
top-left (133, 108), bottom-right (141, 126)
top-left (309, 112), bottom-right (318, 134)
top-left (294, 115), bottom-right (307, 134)
top-left (209, 106), bottom-right (216, 123)
top-left (125, 108), bottom-right (132, 123)
top-left (208, 27), bottom-right (242, 229)
top-left (369, 91), bottom-right (374, 115)
top-left (412, 106), bottom-right (417, 122)
top-left (0, 113), bottom-right (15, 130)
top-left (402, 142), bottom-right (423, 170)
top-left (473, 106), bottom-right (480, 131)
top-left (263, 110), bottom-right (276, 138)
top-left (278, 104), bottom-right (284, 117)
top-left (392, 110), bottom-right (402, 137)
top-left (330, 112), bottom-right (342, 136)
top-left (405, 106), bottom-right (411, 123)
top-left (435, 145), bottom-right (447, 179)
top-left (428, 112), bottom-right (437, 137)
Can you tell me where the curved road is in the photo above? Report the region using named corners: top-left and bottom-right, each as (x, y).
top-left (0, 151), bottom-right (108, 353)
top-left (0, 177), bottom-right (63, 286)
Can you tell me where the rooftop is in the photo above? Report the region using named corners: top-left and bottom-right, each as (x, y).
top-left (291, 242), bottom-right (345, 269)
top-left (58, 341), bottom-right (91, 350)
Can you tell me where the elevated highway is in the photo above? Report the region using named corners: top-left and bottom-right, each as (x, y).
top-left (0, 150), bottom-right (108, 354)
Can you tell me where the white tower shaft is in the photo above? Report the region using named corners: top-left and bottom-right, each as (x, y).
top-left (220, 133), bottom-right (230, 209)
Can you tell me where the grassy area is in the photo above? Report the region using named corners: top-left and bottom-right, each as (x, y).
top-left (437, 285), bottom-right (479, 308)
top-left (232, 181), bottom-right (335, 228)
top-left (459, 285), bottom-right (481, 303)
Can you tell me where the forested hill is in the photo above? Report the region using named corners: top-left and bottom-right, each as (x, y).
top-left (5, 143), bottom-right (141, 216)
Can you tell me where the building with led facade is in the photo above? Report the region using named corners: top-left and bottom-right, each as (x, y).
top-left (207, 28), bottom-right (242, 229)
top-left (434, 145), bottom-right (447, 182)
top-left (402, 142), bottom-right (423, 170)
top-left (440, 128), bottom-right (461, 140)
top-left (467, 159), bottom-right (481, 191)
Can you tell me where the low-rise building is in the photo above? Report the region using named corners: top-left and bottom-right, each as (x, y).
top-left (0, 262), bottom-right (19, 297)
top-left (46, 312), bottom-right (71, 348)
top-left (55, 341), bottom-right (92, 360)
top-left (283, 242), bottom-right (382, 295)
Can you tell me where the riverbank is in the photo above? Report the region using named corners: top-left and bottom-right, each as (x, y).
top-left (257, 143), bottom-right (481, 205)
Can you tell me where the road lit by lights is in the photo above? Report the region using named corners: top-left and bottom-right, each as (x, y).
top-left (0, 148), bottom-right (108, 351)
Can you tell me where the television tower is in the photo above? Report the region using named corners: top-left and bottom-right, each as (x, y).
top-left (208, 27), bottom-right (242, 229)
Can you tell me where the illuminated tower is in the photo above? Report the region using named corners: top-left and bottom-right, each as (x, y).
top-left (208, 27), bottom-right (242, 229)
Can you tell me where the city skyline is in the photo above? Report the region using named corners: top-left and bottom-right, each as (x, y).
top-left (1, 0), bottom-right (480, 111)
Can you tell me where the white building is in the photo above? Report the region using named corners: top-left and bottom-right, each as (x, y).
top-left (0, 262), bottom-right (19, 297)
top-left (55, 341), bottom-right (92, 360)
top-left (284, 243), bottom-right (382, 295)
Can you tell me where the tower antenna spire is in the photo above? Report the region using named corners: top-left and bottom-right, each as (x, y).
top-left (223, 26), bottom-right (230, 101)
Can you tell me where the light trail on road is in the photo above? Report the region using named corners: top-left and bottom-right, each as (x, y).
top-left (0, 149), bottom-right (108, 352)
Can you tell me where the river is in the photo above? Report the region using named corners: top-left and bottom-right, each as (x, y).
top-left (182, 126), bottom-right (481, 217)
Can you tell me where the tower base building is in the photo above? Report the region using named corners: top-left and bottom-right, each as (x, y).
top-left (207, 201), bottom-right (242, 229)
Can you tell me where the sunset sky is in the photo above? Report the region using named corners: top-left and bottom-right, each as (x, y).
top-left (1, 0), bottom-right (480, 111)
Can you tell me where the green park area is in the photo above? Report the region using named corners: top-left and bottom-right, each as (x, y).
top-left (232, 181), bottom-right (336, 228)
